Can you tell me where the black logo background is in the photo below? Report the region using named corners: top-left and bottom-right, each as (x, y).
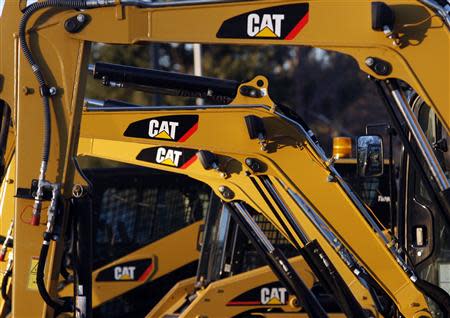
top-left (96, 259), bottom-right (154, 282)
top-left (136, 147), bottom-right (197, 169)
top-left (217, 4), bottom-right (309, 40)
top-left (227, 281), bottom-right (289, 306)
top-left (124, 115), bottom-right (198, 141)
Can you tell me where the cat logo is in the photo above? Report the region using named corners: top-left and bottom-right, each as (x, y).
top-left (247, 14), bottom-right (284, 38)
top-left (96, 258), bottom-right (156, 282)
top-left (155, 147), bottom-right (183, 167)
top-left (217, 4), bottom-right (309, 41)
top-left (124, 115), bottom-right (198, 142)
top-left (137, 147), bottom-right (197, 170)
top-left (260, 287), bottom-right (287, 305)
top-left (114, 266), bottom-right (136, 281)
top-left (148, 119), bottom-right (179, 140)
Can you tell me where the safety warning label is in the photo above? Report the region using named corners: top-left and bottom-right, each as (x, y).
top-left (28, 257), bottom-right (39, 290)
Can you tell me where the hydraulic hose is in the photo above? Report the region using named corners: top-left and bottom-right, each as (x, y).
top-left (1, 250), bottom-right (13, 312)
top-left (1, 267), bottom-right (11, 308)
top-left (415, 278), bottom-right (450, 318)
top-left (19, 0), bottom-right (92, 165)
top-left (19, 0), bottom-right (91, 225)
top-left (18, 0), bottom-right (114, 312)
top-left (37, 240), bottom-right (61, 310)
top-left (19, 0), bottom-right (115, 225)
top-left (37, 237), bottom-right (73, 313)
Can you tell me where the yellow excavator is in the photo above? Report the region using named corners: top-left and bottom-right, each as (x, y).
top-left (0, 0), bottom-right (449, 317)
top-left (0, 99), bottom-right (390, 318)
top-left (0, 93), bottom-right (392, 318)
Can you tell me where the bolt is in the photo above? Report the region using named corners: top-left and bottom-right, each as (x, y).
top-left (49, 87), bottom-right (57, 96)
top-left (22, 86), bottom-right (32, 95)
top-left (290, 296), bottom-right (300, 308)
top-left (76, 14), bottom-right (86, 23)
top-left (245, 158), bottom-right (263, 173)
top-left (374, 63), bottom-right (389, 75)
top-left (417, 250), bottom-right (422, 257)
top-left (218, 185), bottom-right (234, 199)
top-left (72, 184), bottom-right (85, 198)
top-left (365, 57), bottom-right (375, 67)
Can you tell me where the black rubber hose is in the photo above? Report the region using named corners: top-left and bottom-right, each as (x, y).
top-left (37, 239), bottom-right (74, 316)
top-left (18, 0), bottom-right (88, 165)
top-left (415, 278), bottom-right (450, 318)
top-left (37, 241), bottom-right (63, 310)
top-left (1, 268), bottom-right (11, 308)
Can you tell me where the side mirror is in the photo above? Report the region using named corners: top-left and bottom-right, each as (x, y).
top-left (357, 135), bottom-right (384, 177)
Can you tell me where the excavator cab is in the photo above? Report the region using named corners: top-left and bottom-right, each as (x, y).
top-left (396, 97), bottom-right (450, 315)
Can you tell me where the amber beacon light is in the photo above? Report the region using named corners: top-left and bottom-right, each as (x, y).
top-left (333, 137), bottom-right (352, 158)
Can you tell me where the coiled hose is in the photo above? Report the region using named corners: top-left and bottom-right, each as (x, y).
top-left (19, 0), bottom-right (89, 169)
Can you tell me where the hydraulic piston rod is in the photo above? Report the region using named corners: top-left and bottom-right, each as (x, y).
top-left (386, 79), bottom-right (450, 191)
top-left (90, 62), bottom-right (239, 100)
top-left (229, 202), bottom-right (328, 318)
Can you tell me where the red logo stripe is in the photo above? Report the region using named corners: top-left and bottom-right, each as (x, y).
top-left (137, 263), bottom-right (154, 282)
top-left (180, 155), bottom-right (197, 169)
top-left (285, 12), bottom-right (309, 40)
top-left (178, 122), bottom-right (198, 142)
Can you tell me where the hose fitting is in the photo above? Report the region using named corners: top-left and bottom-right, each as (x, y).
top-left (31, 200), bottom-right (42, 226)
top-left (31, 177), bottom-right (50, 226)
top-left (46, 184), bottom-right (61, 235)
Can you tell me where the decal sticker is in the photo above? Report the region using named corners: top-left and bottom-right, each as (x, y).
top-left (227, 282), bottom-right (289, 306)
top-left (217, 4), bottom-right (309, 40)
top-left (124, 115), bottom-right (198, 142)
top-left (377, 195), bottom-right (391, 202)
top-left (136, 147), bottom-right (197, 169)
top-left (27, 256), bottom-right (39, 290)
top-left (96, 258), bottom-right (156, 282)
